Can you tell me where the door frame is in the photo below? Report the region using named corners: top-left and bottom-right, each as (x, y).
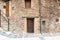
top-left (27, 18), bottom-right (34, 33)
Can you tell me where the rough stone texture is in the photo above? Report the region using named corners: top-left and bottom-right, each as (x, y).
top-left (0, 0), bottom-right (40, 34)
top-left (0, 0), bottom-right (60, 34)
top-left (41, 0), bottom-right (60, 33)
top-left (10, 0), bottom-right (39, 33)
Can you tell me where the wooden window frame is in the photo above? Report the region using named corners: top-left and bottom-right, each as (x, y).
top-left (25, 0), bottom-right (31, 8)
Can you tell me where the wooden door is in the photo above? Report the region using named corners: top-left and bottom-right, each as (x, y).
top-left (6, 1), bottom-right (9, 17)
top-left (27, 18), bottom-right (34, 33)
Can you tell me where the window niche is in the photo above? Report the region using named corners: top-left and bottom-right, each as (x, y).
top-left (42, 20), bottom-right (46, 25)
top-left (56, 19), bottom-right (59, 22)
top-left (25, 0), bottom-right (31, 8)
top-left (3, 5), bottom-right (6, 9)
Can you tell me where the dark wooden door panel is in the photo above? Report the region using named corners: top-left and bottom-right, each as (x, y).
top-left (27, 18), bottom-right (34, 33)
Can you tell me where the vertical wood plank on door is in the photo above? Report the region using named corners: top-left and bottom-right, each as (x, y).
top-left (27, 18), bottom-right (34, 33)
top-left (6, 1), bottom-right (9, 17)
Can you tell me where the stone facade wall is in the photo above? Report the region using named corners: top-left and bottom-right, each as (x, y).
top-left (10, 0), bottom-right (39, 33)
top-left (0, 0), bottom-right (60, 34)
top-left (0, 0), bottom-right (40, 34)
top-left (41, 0), bottom-right (60, 33)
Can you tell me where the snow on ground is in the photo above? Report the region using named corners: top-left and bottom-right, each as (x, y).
top-left (0, 35), bottom-right (39, 40)
top-left (44, 36), bottom-right (60, 40)
top-left (0, 34), bottom-right (60, 40)
top-left (0, 28), bottom-right (60, 40)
